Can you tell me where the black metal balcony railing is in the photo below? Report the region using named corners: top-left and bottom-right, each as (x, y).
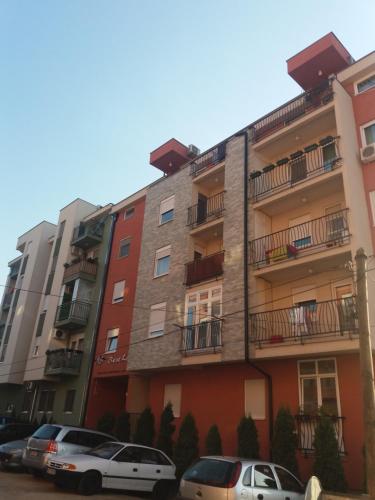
top-left (295, 414), bottom-right (345, 454)
top-left (187, 192), bottom-right (225, 227)
top-left (250, 81), bottom-right (333, 143)
top-left (185, 251), bottom-right (224, 286)
top-left (181, 319), bottom-right (223, 353)
top-left (250, 297), bottom-right (358, 345)
top-left (250, 137), bottom-right (341, 202)
top-left (190, 142), bottom-right (226, 177)
top-left (71, 221), bottom-right (104, 249)
top-left (249, 209), bottom-right (350, 268)
top-left (55, 300), bottom-right (90, 329)
top-left (45, 349), bottom-right (83, 376)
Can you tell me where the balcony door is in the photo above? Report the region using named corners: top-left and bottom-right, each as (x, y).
top-left (335, 284), bottom-right (356, 333)
top-left (197, 193), bottom-right (208, 224)
top-left (289, 214), bottom-right (312, 251)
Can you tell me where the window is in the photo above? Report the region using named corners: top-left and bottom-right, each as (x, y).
top-left (149, 302), bottom-right (167, 337)
top-left (369, 191), bottom-right (375, 226)
top-left (115, 446), bottom-right (142, 463)
top-left (289, 214), bottom-right (311, 249)
top-left (164, 384), bottom-right (181, 417)
top-left (119, 238), bottom-right (131, 258)
top-left (362, 121), bottom-right (375, 146)
top-left (20, 255), bottom-right (28, 275)
top-left (253, 464), bottom-right (278, 489)
top-left (64, 389), bottom-right (76, 413)
top-left (35, 312), bottom-right (46, 337)
top-left (106, 328), bottom-right (119, 352)
top-left (244, 379), bottom-right (266, 420)
top-left (33, 345), bottom-right (39, 356)
top-left (299, 359), bottom-right (339, 415)
top-left (275, 466), bottom-right (304, 493)
top-left (124, 207), bottom-right (135, 220)
top-left (357, 74), bottom-right (375, 94)
top-left (21, 390), bottom-right (33, 413)
top-left (159, 195), bottom-right (175, 224)
top-left (112, 280), bottom-right (125, 303)
top-left (38, 390), bottom-right (55, 412)
top-left (154, 245), bottom-right (171, 277)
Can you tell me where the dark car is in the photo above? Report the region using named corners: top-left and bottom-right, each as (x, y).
top-left (0, 438), bottom-right (28, 470)
top-left (0, 423), bottom-right (37, 445)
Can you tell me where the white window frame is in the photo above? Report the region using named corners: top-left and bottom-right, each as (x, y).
top-left (105, 328), bottom-right (119, 353)
top-left (297, 358), bottom-right (341, 416)
top-left (124, 207), bottom-right (135, 220)
top-left (112, 280), bottom-right (126, 303)
top-left (355, 73), bottom-right (375, 95)
top-left (154, 245), bottom-right (171, 278)
top-left (184, 285), bottom-right (222, 325)
top-left (119, 238), bottom-right (131, 259)
top-left (360, 118), bottom-right (375, 147)
top-left (148, 302), bottom-right (167, 337)
top-left (159, 195), bottom-right (175, 225)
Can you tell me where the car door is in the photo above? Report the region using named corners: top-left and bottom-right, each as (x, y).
top-left (249, 464), bottom-right (284, 500)
top-left (274, 466), bottom-right (305, 500)
top-left (137, 448), bottom-right (172, 492)
top-left (105, 445), bottom-right (143, 491)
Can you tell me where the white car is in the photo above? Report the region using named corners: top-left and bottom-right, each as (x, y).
top-left (47, 441), bottom-right (177, 498)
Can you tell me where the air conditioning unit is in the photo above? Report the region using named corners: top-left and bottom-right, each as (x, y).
top-left (53, 329), bottom-right (67, 341)
top-left (360, 143), bottom-right (375, 164)
top-left (188, 144), bottom-right (200, 158)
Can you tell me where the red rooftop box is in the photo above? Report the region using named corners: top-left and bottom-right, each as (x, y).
top-left (287, 32), bottom-right (353, 91)
top-left (150, 138), bottom-right (190, 176)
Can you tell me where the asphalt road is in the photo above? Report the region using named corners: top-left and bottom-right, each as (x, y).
top-left (0, 468), bottom-right (146, 499)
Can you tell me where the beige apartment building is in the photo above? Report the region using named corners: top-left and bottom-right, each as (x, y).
top-left (0, 221), bottom-right (56, 414)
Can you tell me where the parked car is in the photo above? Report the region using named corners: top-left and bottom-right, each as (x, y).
top-left (0, 416), bottom-right (16, 426)
top-left (0, 438), bottom-right (28, 470)
top-left (179, 457), bottom-right (305, 500)
top-left (0, 423), bottom-right (36, 445)
top-left (47, 441), bottom-right (177, 497)
top-left (22, 424), bottom-right (116, 474)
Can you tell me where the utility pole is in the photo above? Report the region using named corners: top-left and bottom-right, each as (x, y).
top-left (355, 248), bottom-right (375, 498)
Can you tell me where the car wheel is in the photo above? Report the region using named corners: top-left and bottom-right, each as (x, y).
top-left (152, 479), bottom-right (178, 500)
top-left (31, 468), bottom-right (43, 478)
top-left (77, 470), bottom-right (102, 496)
top-left (54, 480), bottom-right (67, 490)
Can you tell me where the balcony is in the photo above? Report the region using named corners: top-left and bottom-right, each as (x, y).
top-left (45, 349), bottom-right (83, 376)
top-left (181, 319), bottom-right (223, 354)
top-left (250, 297), bottom-right (358, 346)
top-left (294, 414), bottom-right (345, 454)
top-left (187, 192), bottom-right (225, 228)
top-left (185, 251), bottom-right (224, 286)
top-left (54, 300), bottom-right (90, 330)
top-left (2, 293), bottom-right (13, 310)
top-left (190, 142), bottom-right (226, 177)
top-left (249, 137), bottom-right (341, 202)
top-left (250, 81), bottom-right (333, 144)
top-left (9, 263), bottom-right (20, 279)
top-left (63, 259), bottom-right (98, 284)
top-left (250, 209), bottom-right (350, 269)
top-left (71, 221), bottom-right (103, 250)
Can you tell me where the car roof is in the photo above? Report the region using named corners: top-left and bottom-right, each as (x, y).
top-left (200, 456), bottom-right (291, 467)
top-left (39, 424), bottom-right (115, 438)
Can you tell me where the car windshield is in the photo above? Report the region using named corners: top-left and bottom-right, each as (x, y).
top-left (32, 425), bottom-right (62, 440)
top-left (86, 442), bottom-right (123, 459)
top-left (183, 459), bottom-right (236, 487)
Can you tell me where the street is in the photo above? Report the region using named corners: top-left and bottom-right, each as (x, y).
top-left (0, 468), bottom-right (146, 500)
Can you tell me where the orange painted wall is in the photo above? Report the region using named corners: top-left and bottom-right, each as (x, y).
top-left (85, 196), bottom-right (146, 428)
top-left (148, 354), bottom-right (364, 491)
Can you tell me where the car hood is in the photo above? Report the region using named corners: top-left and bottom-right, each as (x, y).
top-left (0, 439), bottom-right (27, 452)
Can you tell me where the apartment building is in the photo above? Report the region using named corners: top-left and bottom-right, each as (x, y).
top-left (85, 190), bottom-right (146, 429)
top-left (21, 199), bottom-right (113, 425)
top-left (0, 221), bottom-right (56, 415)
top-left (122, 33), bottom-right (374, 490)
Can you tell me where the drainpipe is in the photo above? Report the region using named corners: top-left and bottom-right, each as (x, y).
top-left (79, 212), bottom-right (118, 426)
top-left (235, 130), bottom-right (274, 456)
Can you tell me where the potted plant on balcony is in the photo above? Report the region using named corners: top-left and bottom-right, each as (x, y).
top-left (304, 143), bottom-right (319, 153)
top-left (249, 170), bottom-right (262, 179)
top-left (290, 150), bottom-right (304, 160)
top-left (319, 136), bottom-right (334, 146)
top-left (262, 164), bottom-right (275, 173)
top-left (276, 157), bottom-right (289, 166)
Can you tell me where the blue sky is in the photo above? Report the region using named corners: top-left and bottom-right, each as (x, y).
top-left (1, 0), bottom-right (374, 286)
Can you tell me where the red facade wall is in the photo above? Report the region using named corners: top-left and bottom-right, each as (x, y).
top-left (85, 196), bottom-right (146, 428)
top-left (148, 354), bottom-right (364, 490)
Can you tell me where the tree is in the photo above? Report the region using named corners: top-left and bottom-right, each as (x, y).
top-left (174, 413), bottom-right (199, 478)
top-left (134, 407), bottom-right (155, 446)
top-left (205, 424), bottom-right (222, 455)
top-left (115, 411), bottom-right (130, 442)
top-left (237, 415), bottom-right (259, 459)
top-left (313, 413), bottom-right (347, 492)
top-left (156, 403), bottom-right (175, 459)
top-left (97, 411), bottom-right (115, 434)
top-left (272, 406), bottom-right (299, 477)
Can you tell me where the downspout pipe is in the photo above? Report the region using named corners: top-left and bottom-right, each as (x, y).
top-left (235, 130), bottom-right (274, 455)
top-left (80, 212), bottom-right (118, 426)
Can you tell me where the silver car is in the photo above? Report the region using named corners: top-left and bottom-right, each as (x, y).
top-left (22, 424), bottom-right (116, 473)
top-left (179, 457), bottom-right (305, 500)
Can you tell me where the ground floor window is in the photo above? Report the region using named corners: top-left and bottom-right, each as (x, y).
top-left (64, 389), bottom-right (76, 413)
top-left (38, 389), bottom-right (55, 413)
top-left (21, 390), bottom-right (33, 413)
